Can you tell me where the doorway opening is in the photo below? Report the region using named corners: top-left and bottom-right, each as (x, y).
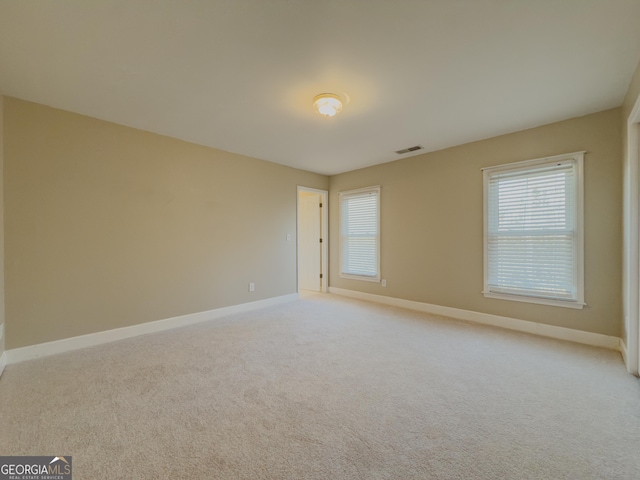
top-left (624, 99), bottom-right (640, 375)
top-left (297, 187), bottom-right (328, 293)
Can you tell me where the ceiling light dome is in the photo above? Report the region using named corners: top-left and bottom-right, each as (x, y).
top-left (313, 93), bottom-right (343, 117)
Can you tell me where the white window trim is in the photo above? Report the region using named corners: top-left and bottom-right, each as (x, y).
top-left (482, 151), bottom-right (585, 309)
top-left (339, 185), bottom-right (381, 282)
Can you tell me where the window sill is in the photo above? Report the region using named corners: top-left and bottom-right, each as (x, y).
top-left (482, 291), bottom-right (585, 309)
top-left (340, 273), bottom-right (380, 283)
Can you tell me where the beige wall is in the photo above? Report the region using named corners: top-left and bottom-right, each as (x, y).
top-left (1, 96), bottom-right (628, 348)
top-left (4, 97), bottom-right (327, 349)
top-left (622, 59), bottom-right (640, 121)
top-left (330, 108), bottom-right (622, 337)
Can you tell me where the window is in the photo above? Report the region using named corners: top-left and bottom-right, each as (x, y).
top-left (339, 186), bottom-right (380, 282)
top-left (483, 152), bottom-right (584, 309)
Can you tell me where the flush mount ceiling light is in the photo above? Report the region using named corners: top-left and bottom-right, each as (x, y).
top-left (313, 93), bottom-right (343, 117)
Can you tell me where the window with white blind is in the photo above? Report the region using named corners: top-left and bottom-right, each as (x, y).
top-left (483, 152), bottom-right (585, 309)
top-left (339, 186), bottom-right (380, 282)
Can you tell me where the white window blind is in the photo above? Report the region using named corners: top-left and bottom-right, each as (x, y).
top-left (340, 186), bottom-right (380, 281)
top-left (483, 152), bottom-right (584, 308)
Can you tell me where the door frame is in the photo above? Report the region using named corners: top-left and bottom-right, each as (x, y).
top-left (297, 186), bottom-right (328, 293)
top-left (624, 95), bottom-right (640, 375)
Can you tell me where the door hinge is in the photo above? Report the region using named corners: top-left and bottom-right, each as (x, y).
top-left (319, 203), bottom-right (323, 208)
top-left (320, 273), bottom-right (323, 279)
top-left (319, 238), bottom-right (323, 243)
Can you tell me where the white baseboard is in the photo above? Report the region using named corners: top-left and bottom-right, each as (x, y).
top-left (620, 338), bottom-right (628, 365)
top-left (0, 352), bottom-right (6, 378)
top-left (6, 293), bottom-right (299, 364)
top-left (329, 287), bottom-right (621, 351)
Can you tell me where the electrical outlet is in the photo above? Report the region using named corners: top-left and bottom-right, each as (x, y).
top-left (249, 282), bottom-right (255, 292)
top-left (381, 279), bottom-right (387, 287)
top-left (286, 233), bottom-right (292, 241)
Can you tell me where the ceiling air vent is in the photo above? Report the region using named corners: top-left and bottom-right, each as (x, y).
top-left (395, 145), bottom-right (423, 155)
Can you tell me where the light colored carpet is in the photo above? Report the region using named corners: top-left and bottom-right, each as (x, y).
top-left (1, 293), bottom-right (639, 479)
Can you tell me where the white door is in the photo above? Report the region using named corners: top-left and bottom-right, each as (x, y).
top-left (299, 192), bottom-right (322, 291)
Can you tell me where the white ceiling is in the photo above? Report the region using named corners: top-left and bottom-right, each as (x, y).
top-left (1, 1), bottom-right (640, 175)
